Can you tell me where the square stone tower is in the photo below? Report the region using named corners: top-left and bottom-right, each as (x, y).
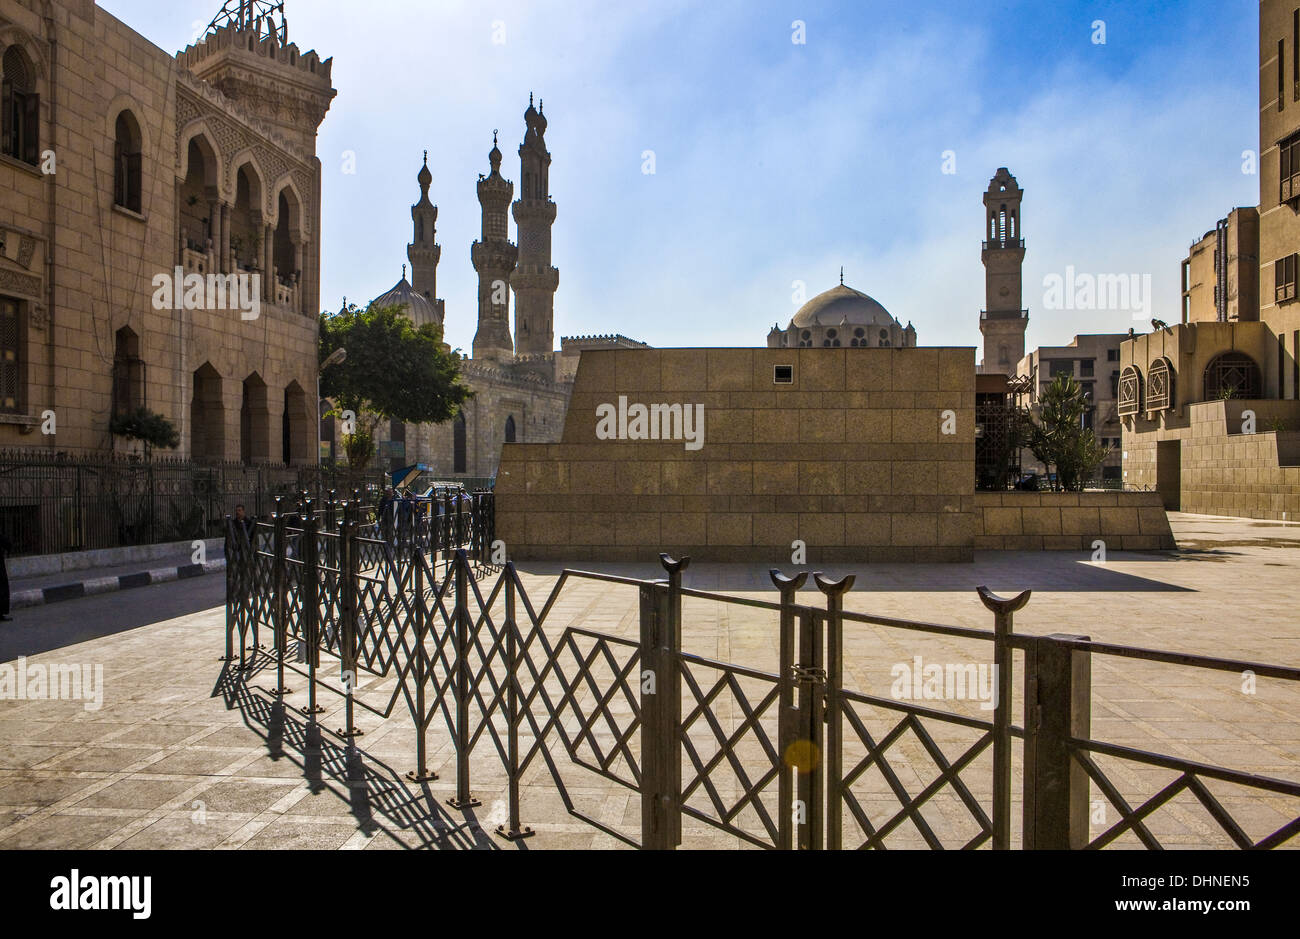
top-left (979, 168), bottom-right (1029, 374)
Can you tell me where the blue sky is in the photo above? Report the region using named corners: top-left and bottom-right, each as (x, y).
top-left (103, 0), bottom-right (1261, 356)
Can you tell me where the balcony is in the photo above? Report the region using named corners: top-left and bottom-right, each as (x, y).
top-left (181, 245), bottom-right (214, 277)
top-left (981, 239), bottom-right (1025, 251)
top-left (274, 272), bottom-right (300, 312)
top-left (980, 309), bottom-right (1029, 321)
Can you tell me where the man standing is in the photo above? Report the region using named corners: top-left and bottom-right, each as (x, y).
top-left (0, 531), bottom-right (12, 622)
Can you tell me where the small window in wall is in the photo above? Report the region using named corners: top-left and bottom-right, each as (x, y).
top-left (111, 327), bottom-right (143, 418)
top-left (113, 111), bottom-right (143, 213)
top-left (773, 365), bottom-right (793, 384)
top-left (2, 46), bottom-right (40, 165)
top-left (0, 297), bottom-right (22, 412)
top-left (504, 414), bottom-right (516, 443)
top-left (1276, 254), bottom-right (1298, 303)
top-left (1080, 359), bottom-right (1094, 377)
top-left (453, 413), bottom-right (466, 474)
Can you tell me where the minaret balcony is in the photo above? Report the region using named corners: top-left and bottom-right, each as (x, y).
top-left (980, 309), bottom-right (1029, 321)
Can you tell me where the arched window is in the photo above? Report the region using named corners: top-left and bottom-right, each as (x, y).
top-left (112, 327), bottom-right (143, 418)
top-left (1147, 357), bottom-right (1174, 411)
top-left (1204, 352), bottom-right (1262, 400)
top-left (1118, 365), bottom-right (1142, 416)
top-left (453, 413), bottom-right (467, 473)
top-left (113, 111), bottom-right (142, 213)
top-left (2, 46), bottom-right (40, 165)
top-left (504, 415), bottom-right (516, 443)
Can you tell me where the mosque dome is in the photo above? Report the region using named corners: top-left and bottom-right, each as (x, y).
top-left (770, 280), bottom-right (916, 349)
top-left (790, 284), bottom-right (896, 329)
top-left (371, 272), bottom-right (440, 328)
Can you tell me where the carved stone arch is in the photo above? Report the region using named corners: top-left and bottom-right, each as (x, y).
top-left (104, 94), bottom-right (154, 158)
top-left (229, 149), bottom-right (269, 219)
top-left (0, 26), bottom-right (49, 85)
top-left (269, 176), bottom-right (306, 236)
top-left (177, 122), bottom-right (224, 193)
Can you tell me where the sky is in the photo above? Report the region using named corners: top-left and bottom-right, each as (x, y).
top-left (100, 0), bottom-right (1262, 357)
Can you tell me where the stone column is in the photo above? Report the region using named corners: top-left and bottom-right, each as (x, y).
top-left (220, 204), bottom-right (231, 273)
top-left (264, 223), bottom-right (274, 301)
top-left (209, 200), bottom-right (222, 271)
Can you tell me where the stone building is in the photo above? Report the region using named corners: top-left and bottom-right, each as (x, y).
top-left (1119, 0), bottom-right (1300, 519)
top-left (1180, 208), bottom-right (1259, 325)
top-left (359, 102), bottom-right (646, 480)
top-left (767, 278), bottom-right (916, 349)
top-left (0, 0), bottom-right (332, 462)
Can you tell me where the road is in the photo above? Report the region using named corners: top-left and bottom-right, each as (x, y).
top-left (0, 574), bottom-right (226, 661)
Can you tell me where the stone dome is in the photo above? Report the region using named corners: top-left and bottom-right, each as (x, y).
top-left (790, 284), bottom-right (895, 329)
top-left (371, 275), bottom-right (440, 328)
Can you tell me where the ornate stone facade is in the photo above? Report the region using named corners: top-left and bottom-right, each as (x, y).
top-left (0, 0), bottom-right (333, 460)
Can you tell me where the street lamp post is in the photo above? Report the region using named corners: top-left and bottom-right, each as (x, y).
top-left (319, 346), bottom-right (347, 463)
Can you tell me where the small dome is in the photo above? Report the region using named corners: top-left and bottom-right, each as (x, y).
top-left (489, 131), bottom-right (502, 171)
top-left (790, 284), bottom-right (896, 329)
top-left (371, 275), bottom-right (439, 328)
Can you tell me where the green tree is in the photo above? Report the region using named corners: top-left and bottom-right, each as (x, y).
top-left (1026, 374), bottom-right (1110, 491)
top-left (318, 302), bottom-right (472, 469)
top-left (109, 407), bottom-right (181, 459)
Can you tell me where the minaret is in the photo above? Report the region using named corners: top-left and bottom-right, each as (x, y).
top-left (511, 94), bottom-right (559, 364)
top-left (979, 167), bottom-right (1028, 373)
top-left (472, 133), bottom-right (519, 363)
top-left (408, 152), bottom-right (445, 324)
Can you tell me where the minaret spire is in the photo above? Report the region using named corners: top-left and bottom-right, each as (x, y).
top-left (978, 167), bottom-right (1028, 373)
top-left (472, 131), bottom-right (519, 363)
top-left (408, 152), bottom-right (444, 324)
top-left (512, 95), bottom-right (559, 370)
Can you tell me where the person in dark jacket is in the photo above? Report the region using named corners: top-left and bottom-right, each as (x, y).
top-left (0, 532), bottom-right (11, 622)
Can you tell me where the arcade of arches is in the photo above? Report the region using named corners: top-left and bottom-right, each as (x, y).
top-left (187, 363), bottom-right (313, 466)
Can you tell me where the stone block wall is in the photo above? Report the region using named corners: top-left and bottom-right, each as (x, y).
top-left (972, 491), bottom-right (1176, 550)
top-left (496, 347), bottom-right (978, 562)
top-left (1124, 399), bottom-right (1300, 520)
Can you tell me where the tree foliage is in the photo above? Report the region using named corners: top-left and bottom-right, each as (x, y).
top-left (1025, 374), bottom-right (1110, 491)
top-left (109, 407), bottom-right (181, 456)
top-left (318, 302), bottom-right (472, 468)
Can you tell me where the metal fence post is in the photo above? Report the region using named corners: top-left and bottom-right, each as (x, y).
top-left (1022, 633), bottom-right (1092, 850)
top-left (301, 504), bottom-right (324, 717)
top-left (447, 548), bottom-right (480, 809)
top-left (497, 562), bottom-right (534, 840)
top-left (337, 502), bottom-right (362, 739)
top-left (270, 502), bottom-right (287, 678)
top-left (222, 516), bottom-right (236, 663)
top-left (769, 569), bottom-right (808, 851)
top-left (977, 586), bottom-right (1031, 850)
top-left (406, 527), bottom-right (437, 783)
top-left (815, 572), bottom-right (854, 851)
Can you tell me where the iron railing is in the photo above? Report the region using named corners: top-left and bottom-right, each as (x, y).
top-left (222, 502), bottom-right (1300, 849)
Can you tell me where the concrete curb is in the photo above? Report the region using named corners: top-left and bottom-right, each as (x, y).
top-left (12, 558), bottom-right (227, 610)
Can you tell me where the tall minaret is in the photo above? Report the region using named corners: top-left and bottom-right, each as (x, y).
top-left (979, 167), bottom-right (1028, 373)
top-left (511, 95), bottom-right (559, 362)
top-left (472, 133), bottom-right (519, 363)
top-left (408, 152), bottom-right (445, 324)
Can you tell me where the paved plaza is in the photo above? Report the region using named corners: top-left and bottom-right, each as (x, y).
top-left (0, 513), bottom-right (1296, 850)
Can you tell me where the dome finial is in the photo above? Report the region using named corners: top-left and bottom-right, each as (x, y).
top-left (402, 264), bottom-right (407, 281)
top-left (840, 266), bottom-right (844, 286)
top-left (423, 150), bottom-right (428, 166)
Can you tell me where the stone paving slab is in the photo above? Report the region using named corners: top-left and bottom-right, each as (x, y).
top-left (0, 512), bottom-right (1296, 849)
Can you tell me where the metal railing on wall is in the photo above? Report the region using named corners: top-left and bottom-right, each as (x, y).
top-left (0, 450), bottom-right (391, 557)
